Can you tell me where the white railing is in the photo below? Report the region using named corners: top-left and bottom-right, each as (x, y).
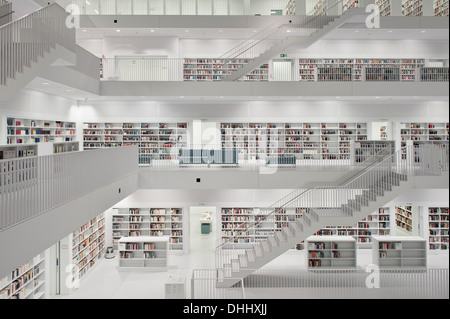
top-left (137, 143), bottom-right (393, 170)
top-left (0, 3), bottom-right (76, 86)
top-left (191, 268), bottom-right (450, 299)
top-left (55, 0), bottom-right (292, 16)
top-left (0, 146), bottom-right (138, 231)
top-left (215, 142), bottom-right (449, 268)
top-left (100, 57), bottom-right (449, 82)
top-left (0, 0), bottom-right (12, 27)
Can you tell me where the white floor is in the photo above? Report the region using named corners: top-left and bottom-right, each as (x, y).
top-left (52, 245), bottom-right (448, 299)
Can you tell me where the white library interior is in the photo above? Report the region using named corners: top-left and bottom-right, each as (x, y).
top-left (0, 0), bottom-right (449, 300)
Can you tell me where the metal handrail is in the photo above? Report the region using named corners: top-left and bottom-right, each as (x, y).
top-left (215, 143), bottom-right (448, 253)
top-left (216, 146), bottom-right (393, 250)
top-left (219, 0), bottom-right (349, 68)
top-left (0, 3), bottom-right (76, 86)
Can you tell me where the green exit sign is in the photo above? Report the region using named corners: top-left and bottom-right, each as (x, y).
top-left (280, 54), bottom-right (287, 58)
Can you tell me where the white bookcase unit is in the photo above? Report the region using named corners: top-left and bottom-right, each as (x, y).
top-left (118, 236), bottom-right (169, 271)
top-left (376, 0), bottom-right (392, 15)
top-left (112, 208), bottom-right (184, 252)
top-left (70, 213), bottom-right (105, 284)
top-left (372, 236), bottom-right (427, 269)
top-left (428, 207), bottom-right (449, 251)
top-left (315, 208), bottom-right (391, 249)
top-left (306, 236), bottom-right (357, 269)
top-left (220, 122), bottom-right (367, 162)
top-left (6, 117), bottom-right (76, 145)
top-left (0, 253), bottom-right (46, 299)
top-left (286, 0), bottom-right (296, 15)
top-left (395, 206), bottom-right (413, 233)
top-left (83, 122), bottom-right (188, 161)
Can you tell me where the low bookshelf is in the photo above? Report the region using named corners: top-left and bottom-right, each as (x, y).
top-left (372, 235), bottom-right (427, 269)
top-left (306, 236), bottom-right (357, 269)
top-left (118, 236), bottom-right (169, 271)
top-left (112, 207), bottom-right (184, 253)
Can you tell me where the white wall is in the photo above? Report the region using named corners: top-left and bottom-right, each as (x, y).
top-left (0, 89), bottom-right (79, 146)
top-left (102, 36), bottom-right (179, 58)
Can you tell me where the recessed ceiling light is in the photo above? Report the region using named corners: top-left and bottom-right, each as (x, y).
top-left (43, 82), bottom-right (49, 85)
top-left (376, 96), bottom-right (381, 99)
top-left (184, 30), bottom-right (189, 32)
top-left (354, 30), bottom-right (359, 33)
top-left (180, 96), bottom-right (185, 98)
top-left (287, 30), bottom-right (291, 33)
top-left (336, 96), bottom-right (341, 99)
top-left (82, 29), bottom-right (87, 32)
top-left (150, 29), bottom-right (155, 32)
top-left (116, 29), bottom-right (121, 32)
top-left (388, 30), bottom-right (393, 33)
top-left (219, 96), bottom-right (224, 99)
top-left (421, 30), bottom-right (426, 33)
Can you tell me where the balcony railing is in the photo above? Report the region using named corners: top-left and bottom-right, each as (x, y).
top-left (0, 146), bottom-right (138, 231)
top-left (100, 57), bottom-right (449, 82)
top-left (191, 268), bottom-right (450, 299)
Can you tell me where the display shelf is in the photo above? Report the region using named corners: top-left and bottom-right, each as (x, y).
top-left (70, 213), bottom-right (105, 284)
top-left (306, 236), bottom-right (357, 269)
top-left (354, 141), bottom-right (395, 163)
top-left (112, 208), bottom-right (184, 252)
top-left (434, 0), bottom-right (449, 16)
top-left (372, 236), bottom-right (427, 269)
top-left (0, 252), bottom-right (46, 299)
top-left (83, 122), bottom-right (188, 161)
top-left (428, 207), bottom-right (449, 251)
top-left (183, 58), bottom-right (267, 82)
top-left (400, 122), bottom-right (449, 159)
top-left (53, 141), bottom-right (80, 154)
top-left (6, 117), bottom-right (76, 145)
top-left (220, 122), bottom-right (367, 162)
top-left (118, 236), bottom-right (169, 271)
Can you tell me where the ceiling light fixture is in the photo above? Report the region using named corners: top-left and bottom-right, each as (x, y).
top-left (150, 29), bottom-right (155, 32)
top-left (116, 29), bottom-right (121, 32)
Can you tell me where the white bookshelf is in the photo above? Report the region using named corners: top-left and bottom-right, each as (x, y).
top-left (395, 206), bottom-right (413, 233)
top-left (0, 253), bottom-right (46, 299)
top-left (306, 236), bottom-right (357, 269)
top-left (118, 236), bottom-right (169, 271)
top-left (112, 208), bottom-right (184, 252)
top-left (6, 117), bottom-right (76, 145)
top-left (70, 213), bottom-right (105, 284)
top-left (83, 122), bottom-right (188, 161)
top-left (313, 208), bottom-right (391, 249)
top-left (428, 207), bottom-right (449, 251)
top-left (372, 235), bottom-right (427, 269)
top-left (343, 0), bottom-right (360, 12)
top-left (376, 0), bottom-right (392, 16)
top-left (182, 58), bottom-right (269, 82)
top-left (220, 122), bottom-right (367, 162)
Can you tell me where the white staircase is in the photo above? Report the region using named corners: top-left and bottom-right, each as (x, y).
top-left (0, 3), bottom-right (77, 101)
top-left (220, 5), bottom-right (366, 82)
top-left (215, 144), bottom-right (449, 287)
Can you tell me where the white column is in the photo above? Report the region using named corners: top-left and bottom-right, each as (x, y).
top-left (295, 0), bottom-right (307, 15)
top-left (422, 0), bottom-right (434, 16)
top-left (390, 0), bottom-right (403, 16)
